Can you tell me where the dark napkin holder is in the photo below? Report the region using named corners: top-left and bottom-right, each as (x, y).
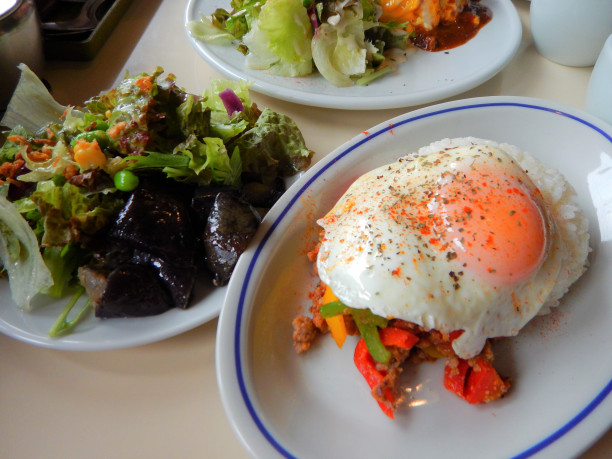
top-left (36, 0), bottom-right (133, 60)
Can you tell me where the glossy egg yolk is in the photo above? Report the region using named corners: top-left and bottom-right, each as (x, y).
top-left (433, 165), bottom-right (547, 286)
top-left (379, 0), bottom-right (426, 25)
top-left (379, 0), bottom-right (464, 31)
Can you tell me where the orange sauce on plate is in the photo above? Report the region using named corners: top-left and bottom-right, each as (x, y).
top-left (411, 1), bottom-right (493, 52)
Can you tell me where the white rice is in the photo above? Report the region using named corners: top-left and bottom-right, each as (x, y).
top-left (415, 137), bottom-right (590, 314)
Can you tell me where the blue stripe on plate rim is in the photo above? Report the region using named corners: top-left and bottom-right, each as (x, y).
top-left (232, 101), bottom-right (612, 458)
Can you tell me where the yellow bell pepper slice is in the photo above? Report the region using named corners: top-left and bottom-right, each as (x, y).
top-left (322, 285), bottom-right (347, 349)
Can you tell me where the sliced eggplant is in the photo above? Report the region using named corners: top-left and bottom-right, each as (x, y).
top-left (81, 186), bottom-right (198, 316)
top-left (203, 192), bottom-right (261, 286)
top-left (109, 187), bottom-right (195, 262)
top-left (80, 264), bottom-right (173, 318)
top-left (190, 185), bottom-right (239, 234)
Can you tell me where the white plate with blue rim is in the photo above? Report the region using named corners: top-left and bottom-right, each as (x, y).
top-left (184, 0), bottom-right (522, 110)
top-left (217, 96), bottom-right (612, 458)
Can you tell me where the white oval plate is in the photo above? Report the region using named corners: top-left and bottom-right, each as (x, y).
top-left (184, 0), bottom-right (522, 110)
top-left (217, 96), bottom-right (612, 458)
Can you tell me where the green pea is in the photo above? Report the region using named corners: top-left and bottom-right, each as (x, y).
top-left (70, 130), bottom-right (110, 149)
top-left (114, 170), bottom-right (139, 192)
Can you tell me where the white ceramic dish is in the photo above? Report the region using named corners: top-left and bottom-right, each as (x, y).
top-left (0, 276), bottom-right (226, 351)
top-left (184, 0), bottom-right (522, 110)
top-left (217, 96), bottom-right (612, 458)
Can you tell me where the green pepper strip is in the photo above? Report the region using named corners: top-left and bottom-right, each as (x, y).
top-left (351, 308), bottom-right (390, 364)
top-left (320, 300), bottom-right (391, 364)
top-left (319, 301), bottom-right (348, 318)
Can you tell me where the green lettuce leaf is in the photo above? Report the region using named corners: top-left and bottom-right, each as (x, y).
top-left (202, 79), bottom-right (253, 123)
top-left (124, 151), bottom-right (191, 170)
top-left (42, 244), bottom-right (89, 299)
top-left (169, 135), bottom-right (241, 186)
top-left (210, 119), bottom-right (250, 142)
top-left (177, 94), bottom-right (212, 138)
top-left (230, 108), bottom-right (313, 184)
top-left (187, 12), bottom-right (236, 45)
top-left (0, 193), bottom-right (53, 311)
top-left (0, 126), bottom-right (28, 163)
top-left (243, 0), bottom-right (313, 77)
top-left (85, 69), bottom-right (164, 155)
top-left (29, 181), bottom-right (125, 247)
top-left (311, 2), bottom-right (369, 87)
top-left (361, 0), bottom-right (378, 22)
top-left (188, 0), bottom-right (263, 43)
top-left (1, 64), bottom-right (66, 133)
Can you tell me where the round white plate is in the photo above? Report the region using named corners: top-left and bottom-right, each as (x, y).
top-left (217, 97), bottom-right (612, 458)
top-left (184, 0), bottom-right (522, 110)
top-left (0, 275), bottom-right (226, 351)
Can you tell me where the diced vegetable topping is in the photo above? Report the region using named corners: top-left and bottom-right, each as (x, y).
top-left (443, 357), bottom-right (510, 404)
top-left (321, 285), bottom-right (347, 348)
top-left (218, 88), bottom-right (245, 117)
top-left (73, 139), bottom-right (107, 170)
top-left (354, 337), bottom-right (396, 419)
top-left (379, 326), bottom-right (419, 350)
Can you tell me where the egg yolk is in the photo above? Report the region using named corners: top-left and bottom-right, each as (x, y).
top-left (379, 0), bottom-right (464, 32)
top-left (379, 0), bottom-right (425, 26)
top-left (434, 166), bottom-right (547, 286)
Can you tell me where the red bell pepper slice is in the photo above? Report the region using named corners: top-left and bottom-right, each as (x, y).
top-left (443, 357), bottom-right (509, 404)
top-left (449, 330), bottom-right (464, 341)
top-left (464, 358), bottom-right (509, 404)
top-left (379, 326), bottom-right (419, 350)
top-left (354, 338), bottom-right (395, 418)
top-left (443, 358), bottom-right (470, 396)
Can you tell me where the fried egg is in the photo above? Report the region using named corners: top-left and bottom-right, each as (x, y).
top-left (316, 138), bottom-right (589, 359)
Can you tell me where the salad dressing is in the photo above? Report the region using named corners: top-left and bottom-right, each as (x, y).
top-left (411, 2), bottom-right (492, 52)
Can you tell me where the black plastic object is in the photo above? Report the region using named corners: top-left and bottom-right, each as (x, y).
top-left (36, 0), bottom-right (133, 60)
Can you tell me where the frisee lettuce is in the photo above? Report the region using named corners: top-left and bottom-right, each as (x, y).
top-left (231, 108), bottom-right (312, 184)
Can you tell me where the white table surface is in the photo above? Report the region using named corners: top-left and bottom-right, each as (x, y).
top-left (1, 0), bottom-right (610, 458)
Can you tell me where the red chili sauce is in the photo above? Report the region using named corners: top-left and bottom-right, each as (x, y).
top-left (411, 1), bottom-right (493, 52)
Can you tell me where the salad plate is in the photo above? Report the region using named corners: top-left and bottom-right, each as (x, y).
top-left (184, 0), bottom-right (522, 110)
top-left (0, 67), bottom-right (313, 352)
top-left (216, 96), bottom-right (612, 458)
top-left (0, 279), bottom-right (226, 351)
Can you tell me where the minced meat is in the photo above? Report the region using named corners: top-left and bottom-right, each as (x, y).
top-left (292, 315), bottom-right (320, 354)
